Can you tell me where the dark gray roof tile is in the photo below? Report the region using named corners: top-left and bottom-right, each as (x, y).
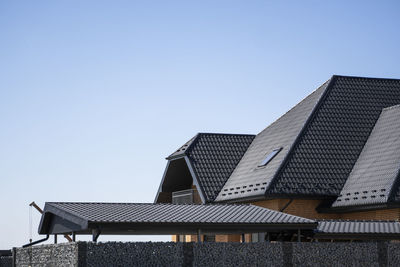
top-left (216, 81), bottom-right (329, 202)
top-left (332, 104), bottom-right (400, 208)
top-left (317, 220), bottom-right (400, 234)
top-left (168, 133), bottom-right (255, 202)
top-left (269, 76), bottom-right (400, 197)
top-left (44, 202), bottom-right (315, 224)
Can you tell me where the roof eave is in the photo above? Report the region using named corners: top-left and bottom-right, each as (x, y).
top-left (318, 202), bottom-right (400, 214)
top-left (38, 203), bottom-right (89, 235)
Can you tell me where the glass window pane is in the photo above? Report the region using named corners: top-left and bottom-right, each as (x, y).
top-left (258, 148), bottom-right (282, 167)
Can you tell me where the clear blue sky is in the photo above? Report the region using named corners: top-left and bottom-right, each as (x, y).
top-left (1, 1), bottom-right (400, 248)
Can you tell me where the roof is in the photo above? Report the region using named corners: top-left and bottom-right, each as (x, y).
top-left (167, 135), bottom-right (197, 159)
top-left (315, 220), bottom-right (400, 239)
top-left (215, 75), bottom-right (400, 203)
top-left (332, 104), bottom-right (400, 208)
top-left (216, 80), bottom-right (329, 202)
top-left (269, 76), bottom-right (400, 197)
top-left (166, 133), bottom-right (255, 202)
top-left (38, 202), bottom-right (316, 235)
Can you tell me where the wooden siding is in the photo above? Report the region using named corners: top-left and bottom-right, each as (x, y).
top-left (215, 235), bottom-right (241, 242)
top-left (340, 208), bottom-right (400, 220)
top-left (253, 199), bottom-right (339, 219)
top-left (253, 199), bottom-right (400, 221)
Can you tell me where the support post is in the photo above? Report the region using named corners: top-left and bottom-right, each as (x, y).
top-left (54, 235), bottom-right (57, 244)
top-left (72, 232), bottom-right (76, 242)
top-left (197, 229), bottom-right (201, 243)
top-left (241, 233), bottom-right (245, 243)
top-left (297, 229), bottom-right (301, 242)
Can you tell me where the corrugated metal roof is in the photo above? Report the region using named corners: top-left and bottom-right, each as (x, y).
top-left (165, 133), bottom-right (255, 202)
top-left (317, 220), bottom-right (400, 234)
top-left (332, 104), bottom-right (400, 208)
top-left (45, 202), bottom-right (314, 224)
top-left (215, 80), bottom-right (329, 202)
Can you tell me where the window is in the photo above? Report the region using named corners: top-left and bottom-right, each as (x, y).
top-left (251, 233), bottom-right (266, 243)
top-left (258, 148), bottom-right (282, 167)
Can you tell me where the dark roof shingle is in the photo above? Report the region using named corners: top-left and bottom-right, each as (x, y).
top-left (43, 202), bottom-right (314, 224)
top-left (216, 81), bottom-right (328, 202)
top-left (168, 133), bottom-right (255, 202)
top-left (269, 76), bottom-right (400, 197)
top-left (332, 104), bottom-right (400, 208)
top-left (316, 220), bottom-right (400, 235)
top-left (38, 202), bottom-right (317, 235)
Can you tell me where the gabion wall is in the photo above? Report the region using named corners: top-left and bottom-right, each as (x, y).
top-left (15, 243), bottom-right (78, 267)
top-left (83, 242), bottom-right (184, 267)
top-left (13, 241), bottom-right (400, 267)
top-left (0, 256), bottom-right (12, 267)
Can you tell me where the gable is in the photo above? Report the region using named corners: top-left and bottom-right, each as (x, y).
top-left (156, 133), bottom-right (255, 203)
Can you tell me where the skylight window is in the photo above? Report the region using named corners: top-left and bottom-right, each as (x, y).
top-left (258, 148), bottom-right (282, 167)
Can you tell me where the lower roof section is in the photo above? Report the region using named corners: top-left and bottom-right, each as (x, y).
top-left (38, 202), bottom-right (400, 240)
top-left (38, 202), bottom-right (316, 235)
top-left (315, 220), bottom-right (400, 240)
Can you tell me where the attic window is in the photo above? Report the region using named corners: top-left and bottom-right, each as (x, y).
top-left (258, 148), bottom-right (282, 167)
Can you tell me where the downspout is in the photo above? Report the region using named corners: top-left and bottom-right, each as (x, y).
top-left (280, 199), bottom-right (293, 212)
top-left (22, 235), bottom-right (50, 248)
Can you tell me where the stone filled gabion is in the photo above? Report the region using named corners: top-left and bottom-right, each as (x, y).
top-left (16, 243), bottom-right (78, 267)
top-left (13, 241), bottom-right (400, 267)
top-left (85, 242), bottom-right (184, 267)
top-left (292, 243), bottom-right (379, 267)
top-left (193, 242), bottom-right (284, 267)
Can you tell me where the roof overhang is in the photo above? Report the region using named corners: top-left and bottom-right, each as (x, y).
top-left (314, 220), bottom-right (400, 240)
top-left (313, 233), bottom-right (400, 240)
top-left (38, 202), bottom-right (317, 236)
top-left (318, 202), bottom-right (400, 214)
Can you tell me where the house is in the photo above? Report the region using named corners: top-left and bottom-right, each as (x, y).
top-left (33, 75), bottom-right (400, 245)
top-left (155, 75), bottom-right (400, 242)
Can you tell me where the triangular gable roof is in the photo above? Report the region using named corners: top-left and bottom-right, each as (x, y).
top-left (159, 133), bottom-right (255, 202)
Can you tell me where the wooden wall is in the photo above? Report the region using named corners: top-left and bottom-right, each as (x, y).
top-left (253, 199), bottom-right (400, 220)
top-left (172, 187), bottom-right (400, 243)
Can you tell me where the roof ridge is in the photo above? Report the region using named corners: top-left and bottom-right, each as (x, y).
top-left (48, 202), bottom-right (254, 206)
top-left (255, 78), bottom-right (331, 138)
top-left (197, 132), bottom-right (256, 136)
top-left (333, 74), bottom-right (400, 81)
top-left (382, 104), bottom-right (400, 111)
top-left (265, 76), bottom-right (336, 194)
top-left (168, 133), bottom-right (256, 160)
top-left (166, 133), bottom-right (199, 159)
